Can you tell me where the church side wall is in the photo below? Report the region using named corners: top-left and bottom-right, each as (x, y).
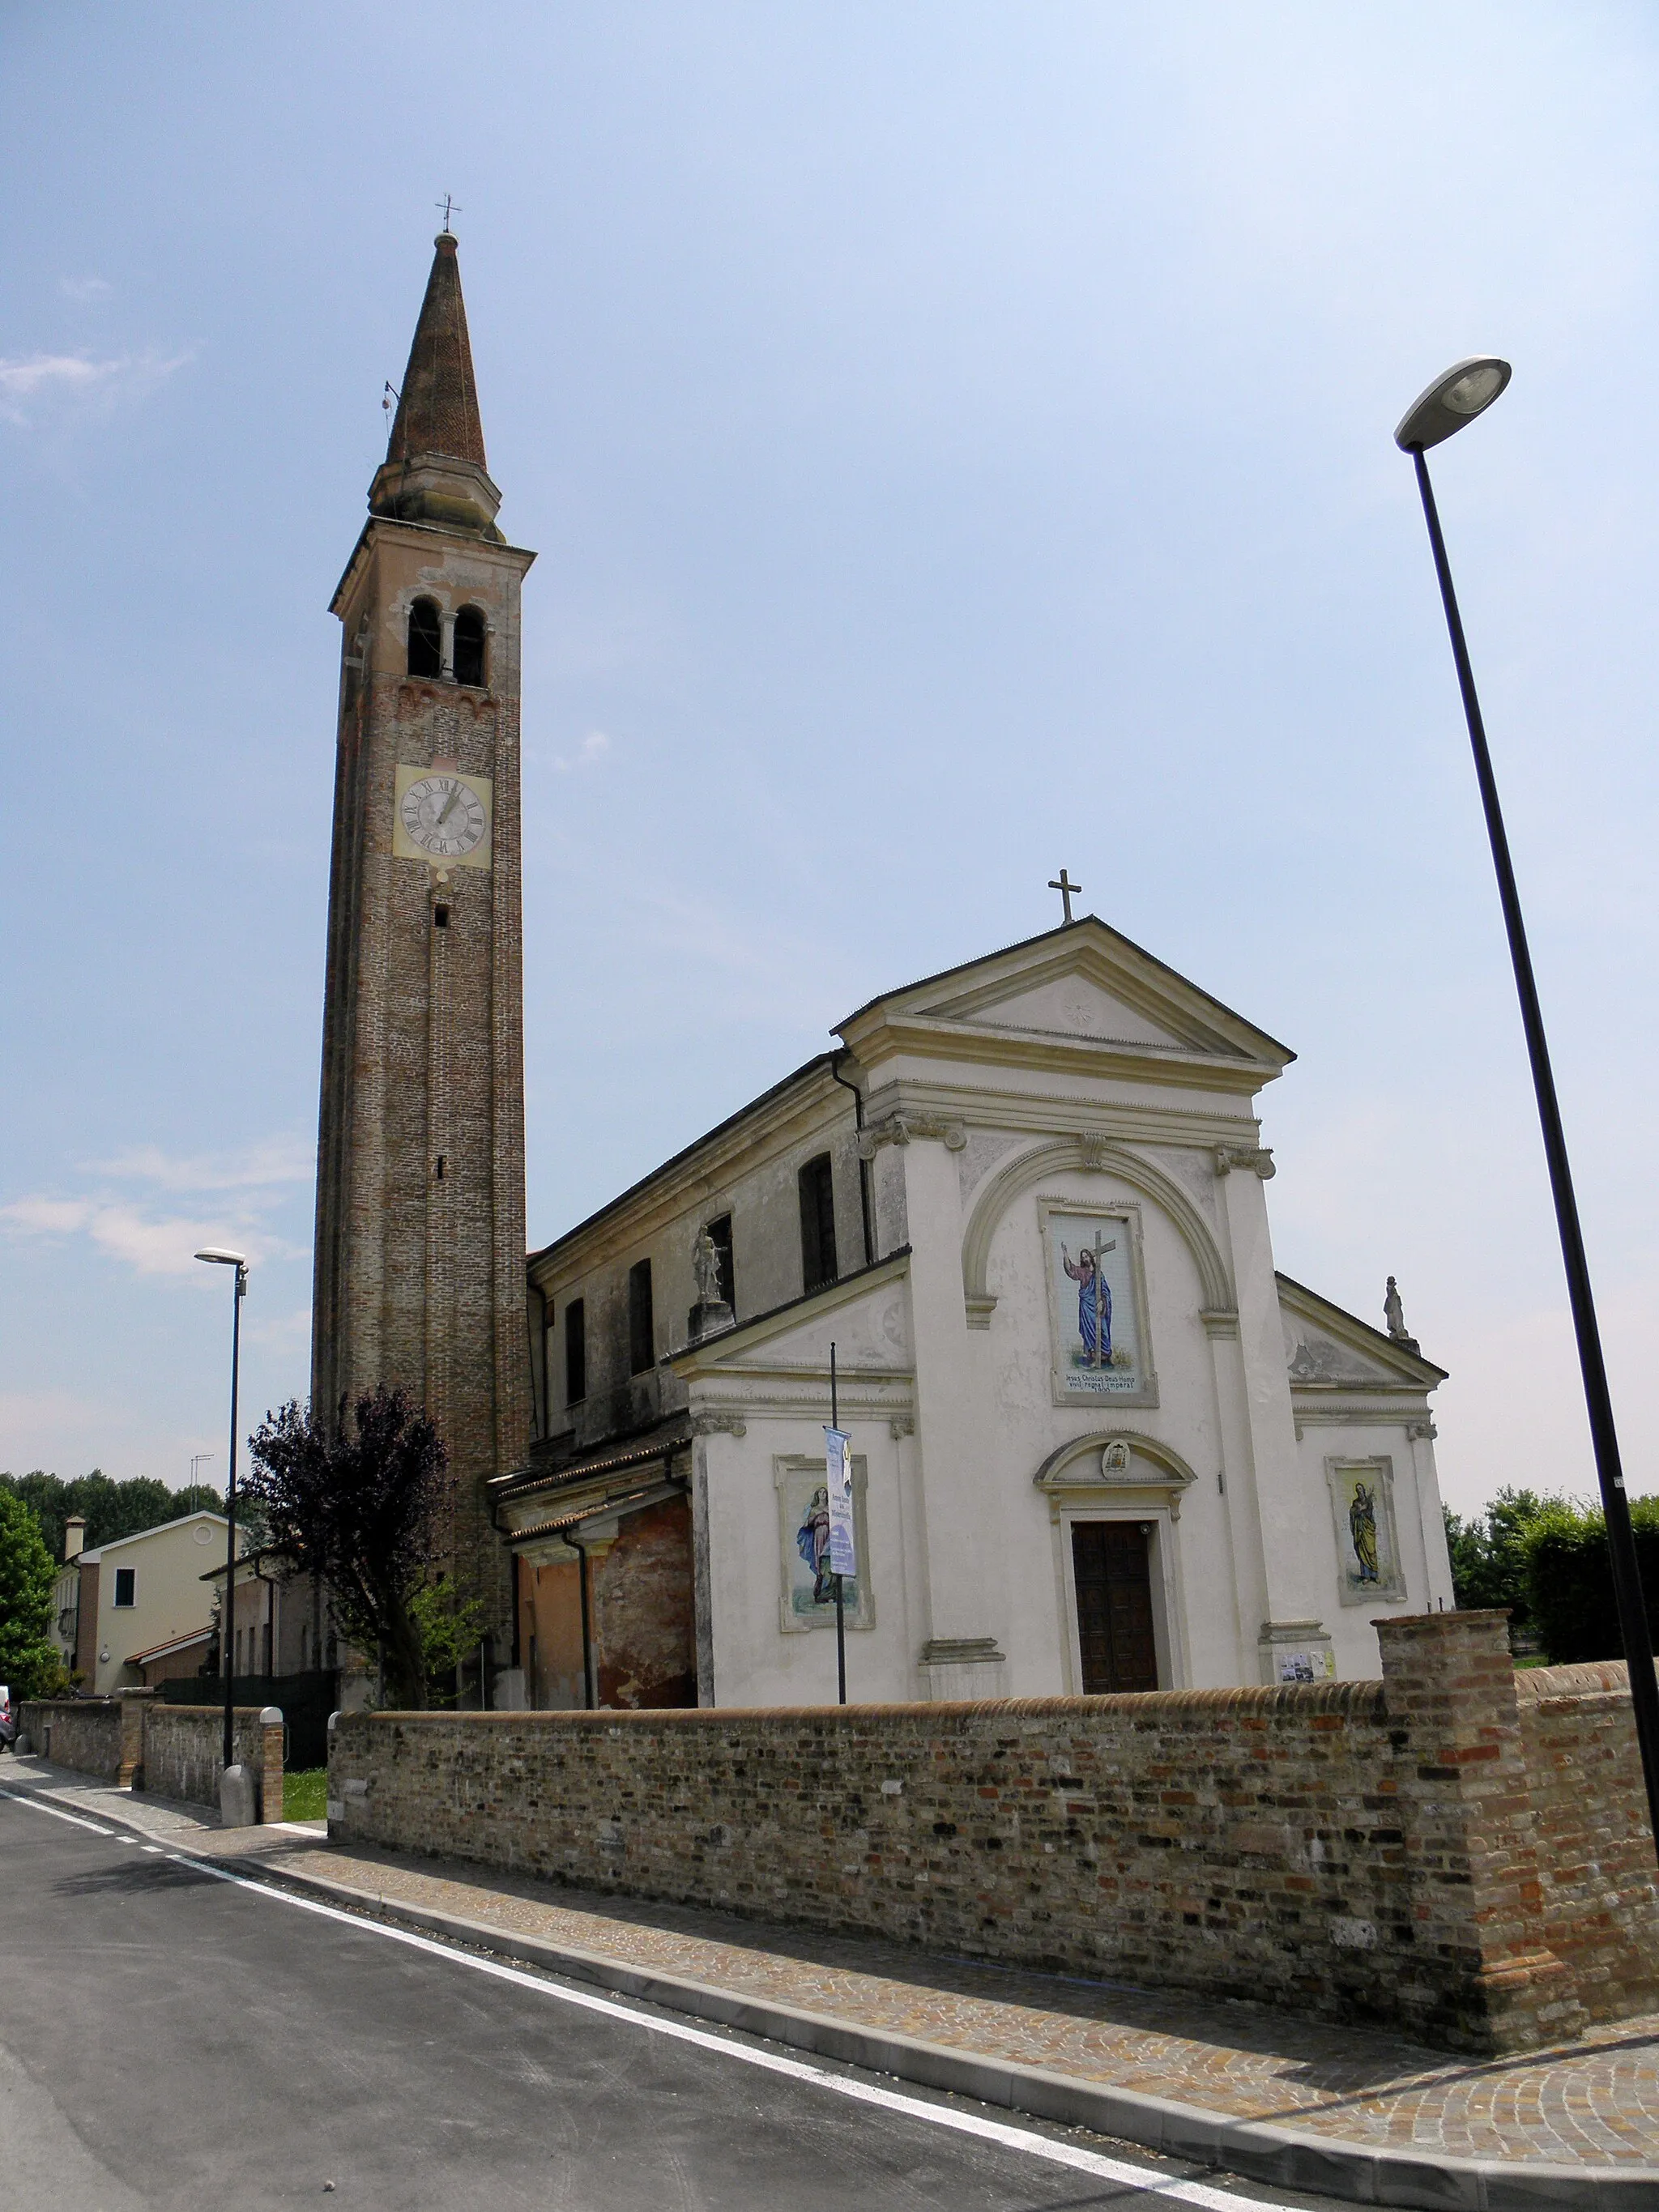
top-left (328, 1619), bottom-right (1653, 2054)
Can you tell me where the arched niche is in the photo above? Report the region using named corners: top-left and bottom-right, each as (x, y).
top-left (962, 1135), bottom-right (1233, 1328)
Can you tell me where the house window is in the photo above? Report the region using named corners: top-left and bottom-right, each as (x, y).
top-left (453, 606), bottom-right (487, 687)
top-left (407, 597), bottom-right (442, 678)
top-left (706, 1213), bottom-right (735, 1310)
top-left (628, 1259), bottom-right (655, 1375)
top-left (113, 1566), bottom-right (135, 1608)
top-left (565, 1298), bottom-right (586, 1404)
top-left (798, 1153), bottom-right (838, 1292)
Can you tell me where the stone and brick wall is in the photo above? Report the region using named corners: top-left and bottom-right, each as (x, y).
top-left (19, 1696), bottom-right (284, 1822)
top-left (140, 1704), bottom-right (284, 1820)
top-left (19, 1695), bottom-right (136, 1782)
top-left (328, 1611), bottom-right (1648, 2054)
top-left (1516, 1659), bottom-right (1659, 2024)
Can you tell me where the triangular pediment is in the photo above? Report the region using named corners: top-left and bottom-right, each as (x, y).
top-left (1277, 1272), bottom-right (1447, 1390)
top-left (672, 1255), bottom-right (913, 1379)
top-left (838, 918), bottom-right (1293, 1076)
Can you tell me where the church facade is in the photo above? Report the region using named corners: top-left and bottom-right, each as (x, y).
top-left (312, 233), bottom-right (1452, 1710)
top-left (498, 921), bottom-right (1453, 1709)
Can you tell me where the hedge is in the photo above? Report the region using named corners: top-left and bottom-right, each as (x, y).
top-left (1523, 1494), bottom-right (1659, 1664)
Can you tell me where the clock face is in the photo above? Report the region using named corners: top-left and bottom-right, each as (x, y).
top-left (399, 774), bottom-right (488, 860)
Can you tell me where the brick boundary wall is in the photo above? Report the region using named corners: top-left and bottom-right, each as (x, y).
top-left (327, 1612), bottom-right (1656, 2055)
top-left (20, 1698), bottom-right (125, 1780)
top-left (1515, 1660), bottom-right (1659, 2024)
top-left (140, 1705), bottom-right (285, 1822)
top-left (19, 1697), bottom-right (285, 1822)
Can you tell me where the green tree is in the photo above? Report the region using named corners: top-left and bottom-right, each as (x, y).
top-left (1442, 1486), bottom-right (1555, 1634)
top-left (0, 1490), bottom-right (60, 1698)
top-left (409, 1580), bottom-right (488, 1707)
top-left (0, 1470), bottom-right (235, 1562)
top-left (244, 1388), bottom-right (447, 1708)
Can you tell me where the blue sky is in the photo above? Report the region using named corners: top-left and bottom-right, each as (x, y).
top-left (4, 3), bottom-right (1657, 1515)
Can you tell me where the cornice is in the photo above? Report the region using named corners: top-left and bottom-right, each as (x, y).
top-left (859, 1075), bottom-right (1264, 1153)
top-left (842, 1012), bottom-right (1279, 1096)
top-left (329, 513), bottom-right (538, 618)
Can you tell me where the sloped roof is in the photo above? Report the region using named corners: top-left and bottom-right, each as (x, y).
top-left (384, 232), bottom-right (487, 470)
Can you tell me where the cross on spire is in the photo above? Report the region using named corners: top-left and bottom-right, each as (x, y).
top-left (436, 193), bottom-right (463, 233)
top-left (1048, 868), bottom-right (1082, 924)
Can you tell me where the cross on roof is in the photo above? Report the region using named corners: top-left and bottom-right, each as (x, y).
top-left (1048, 868), bottom-right (1082, 924)
top-left (437, 194), bottom-right (463, 232)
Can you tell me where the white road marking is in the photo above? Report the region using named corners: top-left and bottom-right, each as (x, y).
top-left (0, 1792), bottom-right (113, 1837)
top-left (0, 1785), bottom-right (1290, 2211)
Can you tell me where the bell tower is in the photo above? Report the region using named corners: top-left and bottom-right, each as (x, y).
top-left (312, 228), bottom-right (534, 1613)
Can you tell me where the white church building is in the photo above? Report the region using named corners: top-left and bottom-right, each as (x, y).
top-left (496, 915), bottom-right (1452, 1711)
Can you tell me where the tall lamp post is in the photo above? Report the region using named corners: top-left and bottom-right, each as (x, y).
top-left (195, 1247), bottom-right (248, 1775)
top-left (1397, 359), bottom-right (1659, 1857)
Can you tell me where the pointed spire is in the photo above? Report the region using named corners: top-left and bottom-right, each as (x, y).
top-left (386, 231), bottom-right (487, 470)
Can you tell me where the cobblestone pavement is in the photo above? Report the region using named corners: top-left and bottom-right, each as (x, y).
top-left (11, 1758), bottom-right (1659, 2172)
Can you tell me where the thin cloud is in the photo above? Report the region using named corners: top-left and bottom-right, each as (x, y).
top-left (58, 275), bottom-right (113, 302)
top-left (0, 347), bottom-right (191, 425)
top-left (0, 1196), bottom-right (271, 1278)
top-left (552, 729), bottom-right (612, 773)
top-left (92, 1136), bottom-right (313, 1193)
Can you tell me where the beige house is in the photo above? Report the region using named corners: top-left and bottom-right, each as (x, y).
top-left (69, 1512), bottom-right (240, 1694)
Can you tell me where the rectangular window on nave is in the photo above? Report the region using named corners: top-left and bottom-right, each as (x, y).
top-left (628, 1260), bottom-right (655, 1375)
top-left (798, 1154), bottom-right (837, 1292)
top-left (565, 1298), bottom-right (586, 1404)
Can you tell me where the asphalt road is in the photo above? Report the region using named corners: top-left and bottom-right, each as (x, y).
top-left (0, 1785), bottom-right (1349, 2212)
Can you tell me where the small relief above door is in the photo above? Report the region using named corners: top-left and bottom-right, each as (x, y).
top-left (1071, 1520), bottom-right (1158, 1693)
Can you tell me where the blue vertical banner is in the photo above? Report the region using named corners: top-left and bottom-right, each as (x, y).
top-left (824, 1426), bottom-right (855, 1577)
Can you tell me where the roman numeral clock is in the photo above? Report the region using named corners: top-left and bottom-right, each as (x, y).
top-left (392, 766), bottom-right (493, 868)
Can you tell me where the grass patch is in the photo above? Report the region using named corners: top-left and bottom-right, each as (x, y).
top-left (284, 1768), bottom-right (328, 1822)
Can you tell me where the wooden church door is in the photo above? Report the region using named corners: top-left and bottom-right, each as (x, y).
top-left (1071, 1521), bottom-right (1158, 1693)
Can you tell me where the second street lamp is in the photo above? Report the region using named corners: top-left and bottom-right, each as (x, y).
top-left (195, 1247), bottom-right (248, 1778)
top-left (1396, 358), bottom-right (1659, 1859)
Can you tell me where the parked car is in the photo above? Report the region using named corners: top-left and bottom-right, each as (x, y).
top-left (0, 1688), bottom-right (15, 1753)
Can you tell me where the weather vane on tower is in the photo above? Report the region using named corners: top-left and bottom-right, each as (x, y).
top-left (436, 194), bottom-right (463, 233)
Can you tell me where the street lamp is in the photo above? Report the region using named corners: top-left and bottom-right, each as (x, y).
top-left (1397, 360), bottom-right (1659, 1857)
top-left (195, 1247), bottom-right (248, 1776)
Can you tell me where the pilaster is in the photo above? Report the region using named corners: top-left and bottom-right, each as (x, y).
top-left (1378, 1609), bottom-right (1584, 2052)
top-left (899, 1135), bottom-right (1007, 1694)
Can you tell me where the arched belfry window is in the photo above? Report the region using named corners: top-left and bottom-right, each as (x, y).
top-left (407, 598), bottom-right (441, 679)
top-left (453, 607), bottom-right (487, 688)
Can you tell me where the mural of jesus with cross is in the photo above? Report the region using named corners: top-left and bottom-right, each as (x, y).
top-left (1062, 1228), bottom-right (1116, 1366)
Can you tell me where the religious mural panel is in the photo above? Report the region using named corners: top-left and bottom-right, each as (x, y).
top-left (774, 1455), bottom-right (873, 1633)
top-left (1324, 1455), bottom-right (1405, 1605)
top-left (1038, 1200), bottom-right (1158, 1409)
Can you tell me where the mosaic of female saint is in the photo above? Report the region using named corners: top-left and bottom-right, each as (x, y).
top-left (774, 1458), bottom-right (872, 1632)
top-left (1041, 1204), bottom-right (1150, 1404)
top-left (1325, 1456), bottom-right (1405, 1604)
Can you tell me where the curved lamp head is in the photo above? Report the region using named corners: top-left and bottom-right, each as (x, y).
top-left (1395, 356), bottom-right (1511, 451)
top-left (194, 1247), bottom-right (246, 1267)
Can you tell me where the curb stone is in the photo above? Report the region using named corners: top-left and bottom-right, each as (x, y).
top-left (8, 1777), bottom-right (1658, 2211)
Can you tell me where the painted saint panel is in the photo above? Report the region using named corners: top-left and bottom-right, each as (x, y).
top-left (1325, 1455), bottom-right (1406, 1605)
top-left (1038, 1200), bottom-right (1158, 1409)
top-left (774, 1456), bottom-right (873, 1633)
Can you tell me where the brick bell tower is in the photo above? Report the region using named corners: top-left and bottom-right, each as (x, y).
top-left (312, 228), bottom-right (533, 1619)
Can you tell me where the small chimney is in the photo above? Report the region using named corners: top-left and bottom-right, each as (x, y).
top-left (64, 1515), bottom-right (86, 1562)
